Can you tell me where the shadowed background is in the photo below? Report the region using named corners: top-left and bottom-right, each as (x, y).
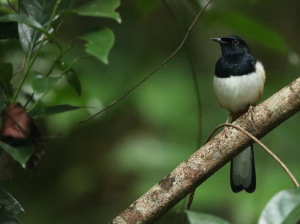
top-left (1, 0), bottom-right (300, 223)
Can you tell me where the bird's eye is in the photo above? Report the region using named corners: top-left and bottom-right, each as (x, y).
top-left (232, 40), bottom-right (239, 45)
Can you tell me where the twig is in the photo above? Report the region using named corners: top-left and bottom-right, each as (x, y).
top-left (62, 55), bottom-right (93, 74)
top-left (12, 56), bottom-right (26, 77)
top-left (23, 92), bottom-right (35, 109)
top-left (7, 0), bottom-right (17, 13)
top-left (206, 122), bottom-right (299, 187)
top-left (79, 0), bottom-right (213, 124)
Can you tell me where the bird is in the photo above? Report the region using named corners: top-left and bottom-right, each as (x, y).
top-left (211, 35), bottom-right (266, 193)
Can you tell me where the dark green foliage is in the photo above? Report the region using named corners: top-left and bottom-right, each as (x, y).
top-left (0, 63), bottom-right (13, 101)
top-left (0, 0), bottom-right (121, 221)
top-left (0, 142), bottom-right (35, 168)
top-left (65, 69), bottom-right (81, 96)
top-left (0, 187), bottom-right (23, 224)
top-left (0, 14), bottom-right (62, 51)
top-left (0, 22), bottom-right (18, 39)
top-left (18, 0), bottom-right (71, 55)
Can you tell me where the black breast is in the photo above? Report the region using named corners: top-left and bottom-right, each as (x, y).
top-left (215, 53), bottom-right (256, 78)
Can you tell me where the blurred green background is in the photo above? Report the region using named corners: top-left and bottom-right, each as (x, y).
top-left (1, 0), bottom-right (300, 223)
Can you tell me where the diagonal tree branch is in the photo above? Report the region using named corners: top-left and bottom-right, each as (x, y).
top-left (109, 77), bottom-right (300, 224)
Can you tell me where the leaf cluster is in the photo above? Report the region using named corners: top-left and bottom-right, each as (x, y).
top-left (187, 188), bottom-right (300, 224)
top-left (0, 0), bottom-right (121, 221)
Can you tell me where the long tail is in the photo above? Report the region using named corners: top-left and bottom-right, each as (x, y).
top-left (230, 144), bottom-right (256, 193)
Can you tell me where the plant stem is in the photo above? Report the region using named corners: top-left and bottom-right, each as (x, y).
top-left (62, 56), bottom-right (93, 73)
top-left (11, 0), bottom-right (62, 104)
top-left (12, 60), bottom-right (29, 103)
top-left (26, 55), bottom-right (93, 112)
top-left (45, 42), bottom-right (74, 77)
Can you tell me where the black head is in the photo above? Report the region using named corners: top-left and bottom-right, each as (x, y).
top-left (211, 36), bottom-right (251, 56)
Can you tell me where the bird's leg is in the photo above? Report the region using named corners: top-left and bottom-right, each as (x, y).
top-left (248, 105), bottom-right (255, 121)
top-left (224, 114), bottom-right (230, 138)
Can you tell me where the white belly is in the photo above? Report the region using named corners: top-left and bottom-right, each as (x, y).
top-left (213, 61), bottom-right (265, 113)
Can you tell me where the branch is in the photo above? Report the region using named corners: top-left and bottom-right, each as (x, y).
top-left (7, 0), bottom-right (17, 13)
top-left (109, 77), bottom-right (300, 224)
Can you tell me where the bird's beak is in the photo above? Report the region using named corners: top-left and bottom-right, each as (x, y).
top-left (211, 38), bottom-right (225, 44)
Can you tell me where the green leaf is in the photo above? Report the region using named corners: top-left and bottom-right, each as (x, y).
top-left (0, 214), bottom-right (21, 224)
top-left (206, 10), bottom-right (289, 54)
top-left (55, 61), bottom-right (81, 95)
top-left (0, 187), bottom-right (23, 224)
top-left (0, 187), bottom-right (23, 216)
top-left (258, 188), bottom-right (300, 224)
top-left (28, 104), bottom-right (87, 119)
top-left (18, 0), bottom-right (71, 55)
top-left (72, 0), bottom-right (121, 23)
top-left (80, 27), bottom-right (115, 64)
top-left (0, 141), bottom-right (35, 168)
top-left (0, 14), bottom-right (61, 52)
top-left (65, 69), bottom-right (81, 96)
top-left (0, 63), bottom-right (13, 101)
top-left (0, 22), bottom-right (19, 39)
top-left (31, 72), bottom-right (61, 94)
top-left (186, 211), bottom-right (231, 224)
